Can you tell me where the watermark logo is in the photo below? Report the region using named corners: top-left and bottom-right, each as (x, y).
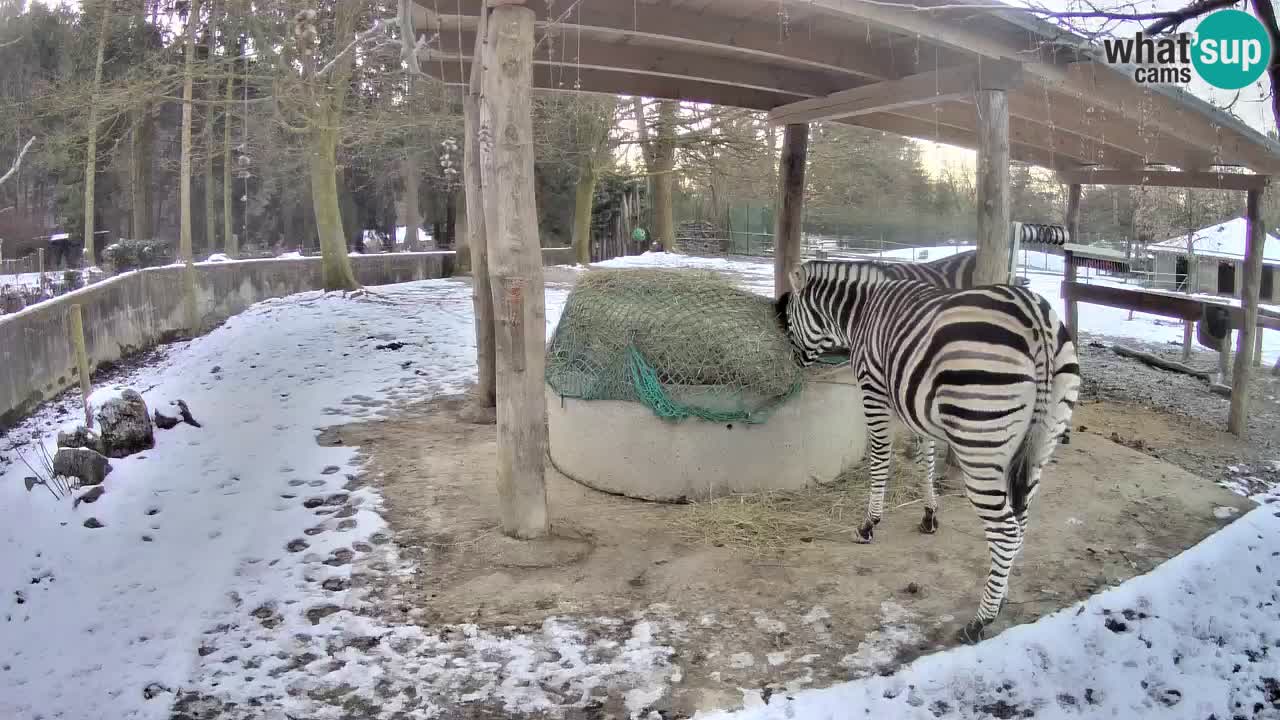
top-left (1100, 9), bottom-right (1273, 90)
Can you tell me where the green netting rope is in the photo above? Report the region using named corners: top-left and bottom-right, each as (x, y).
top-left (623, 346), bottom-right (799, 424)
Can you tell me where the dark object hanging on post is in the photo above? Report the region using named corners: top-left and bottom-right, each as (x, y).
top-left (1195, 304), bottom-right (1231, 351)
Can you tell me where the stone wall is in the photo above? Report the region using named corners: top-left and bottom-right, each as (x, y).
top-left (0, 250), bottom-right (570, 429)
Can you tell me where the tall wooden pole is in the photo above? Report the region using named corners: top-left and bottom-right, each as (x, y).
top-left (1228, 187), bottom-right (1267, 435)
top-left (480, 2), bottom-right (548, 539)
top-left (773, 123), bottom-right (809, 297)
top-left (465, 7), bottom-right (495, 408)
top-left (973, 89), bottom-right (1011, 285)
top-left (1063, 184), bottom-right (1082, 342)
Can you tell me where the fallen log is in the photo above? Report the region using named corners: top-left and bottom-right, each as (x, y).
top-left (1111, 344), bottom-right (1212, 382)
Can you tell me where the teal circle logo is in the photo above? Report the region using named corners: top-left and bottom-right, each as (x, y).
top-left (1192, 9), bottom-right (1273, 90)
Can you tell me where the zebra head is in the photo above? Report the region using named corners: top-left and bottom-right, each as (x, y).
top-left (775, 265), bottom-right (837, 366)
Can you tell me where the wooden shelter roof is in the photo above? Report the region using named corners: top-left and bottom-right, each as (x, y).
top-left (413, 0), bottom-right (1280, 176)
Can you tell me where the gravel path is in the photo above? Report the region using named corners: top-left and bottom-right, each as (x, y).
top-left (1077, 330), bottom-right (1280, 491)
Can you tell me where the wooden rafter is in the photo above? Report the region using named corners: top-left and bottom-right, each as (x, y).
top-left (1056, 169), bottom-right (1271, 190)
top-left (767, 61), bottom-right (1022, 126)
top-left (422, 5), bottom-right (898, 82)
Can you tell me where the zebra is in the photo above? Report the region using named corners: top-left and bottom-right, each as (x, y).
top-left (776, 260), bottom-right (1080, 641)
top-left (827, 251), bottom-right (976, 530)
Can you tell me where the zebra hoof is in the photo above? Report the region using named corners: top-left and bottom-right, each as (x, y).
top-left (918, 509), bottom-right (938, 534)
top-left (856, 522), bottom-right (875, 543)
top-left (959, 618), bottom-right (987, 644)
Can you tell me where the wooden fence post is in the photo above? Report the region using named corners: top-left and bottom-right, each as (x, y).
top-left (1063, 184), bottom-right (1081, 342)
top-left (773, 123), bottom-right (808, 298)
top-left (37, 248), bottom-right (45, 293)
top-left (481, 1), bottom-right (548, 539)
top-left (1228, 187), bottom-right (1266, 435)
top-left (464, 5), bottom-right (496, 409)
top-left (68, 304), bottom-right (93, 429)
top-left (973, 89), bottom-right (1011, 285)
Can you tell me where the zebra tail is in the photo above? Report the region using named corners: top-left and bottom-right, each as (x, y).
top-left (1008, 313), bottom-right (1056, 517)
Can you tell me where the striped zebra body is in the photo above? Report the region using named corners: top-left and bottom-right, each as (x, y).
top-left (777, 260), bottom-right (1080, 640)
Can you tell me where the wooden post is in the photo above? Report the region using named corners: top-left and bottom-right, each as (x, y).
top-left (1228, 188), bottom-right (1266, 435)
top-left (1063, 184), bottom-right (1082, 342)
top-left (1218, 329), bottom-right (1232, 384)
top-left (1182, 322), bottom-right (1194, 362)
top-left (37, 248), bottom-right (45, 293)
top-left (68, 304), bottom-right (92, 429)
top-left (1254, 329), bottom-right (1264, 368)
top-left (973, 89), bottom-right (1011, 285)
top-left (480, 2), bottom-right (548, 539)
top-left (464, 6), bottom-right (496, 408)
top-left (773, 123), bottom-right (809, 297)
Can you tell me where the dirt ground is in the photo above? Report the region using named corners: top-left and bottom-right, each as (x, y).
top-left (328, 395), bottom-right (1254, 718)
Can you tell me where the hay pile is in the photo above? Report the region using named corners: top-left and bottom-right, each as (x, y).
top-left (545, 269), bottom-right (804, 423)
top-left (671, 439), bottom-right (940, 555)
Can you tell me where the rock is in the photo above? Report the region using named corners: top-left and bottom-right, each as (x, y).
top-left (57, 426), bottom-right (103, 453)
top-left (83, 517), bottom-right (104, 529)
top-left (96, 390), bottom-right (154, 458)
top-left (153, 410), bottom-right (180, 430)
top-left (73, 485), bottom-right (106, 508)
top-left (210, 365), bottom-right (221, 374)
top-left (53, 447), bottom-right (113, 487)
top-left (175, 400), bottom-right (201, 428)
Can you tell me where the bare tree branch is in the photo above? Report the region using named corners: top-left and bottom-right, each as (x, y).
top-left (1252, 0), bottom-right (1280, 131)
top-left (1144, 0), bottom-right (1242, 34)
top-left (0, 137), bottom-right (35, 187)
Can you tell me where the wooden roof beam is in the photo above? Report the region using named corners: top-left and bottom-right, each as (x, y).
top-left (803, 0), bottom-right (1066, 80)
top-left (430, 34), bottom-right (852, 98)
top-left (422, 58), bottom-right (804, 110)
top-left (1058, 62), bottom-right (1280, 174)
top-left (1056, 169), bottom-right (1272, 191)
top-left (767, 60), bottom-right (1022, 126)
top-left (845, 112), bottom-right (1086, 170)
top-left (419, 2), bottom-right (899, 82)
top-left (1007, 86), bottom-right (1204, 168)
top-left (879, 100), bottom-right (1146, 169)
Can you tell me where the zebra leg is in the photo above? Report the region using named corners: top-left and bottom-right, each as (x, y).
top-left (918, 439), bottom-right (939, 534)
top-left (960, 508), bottom-right (1024, 643)
top-left (857, 396), bottom-right (893, 543)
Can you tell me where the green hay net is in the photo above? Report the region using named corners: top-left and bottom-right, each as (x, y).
top-left (545, 269), bottom-right (806, 424)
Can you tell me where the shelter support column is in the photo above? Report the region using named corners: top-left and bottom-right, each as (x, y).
top-left (774, 123), bottom-right (809, 297)
top-left (481, 1), bottom-right (548, 538)
top-left (973, 89), bottom-right (1011, 285)
top-left (464, 6), bottom-right (495, 408)
top-left (1063, 184), bottom-right (1082, 343)
top-left (1228, 187), bottom-right (1267, 436)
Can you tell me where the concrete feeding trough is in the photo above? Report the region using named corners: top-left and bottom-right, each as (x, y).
top-left (546, 369), bottom-right (866, 502)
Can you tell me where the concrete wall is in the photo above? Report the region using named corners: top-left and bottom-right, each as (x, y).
top-left (547, 376), bottom-right (867, 502)
top-left (1, 249), bottom-right (572, 429)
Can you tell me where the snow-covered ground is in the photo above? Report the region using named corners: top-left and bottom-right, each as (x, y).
top-left (1, 254), bottom-right (1277, 719)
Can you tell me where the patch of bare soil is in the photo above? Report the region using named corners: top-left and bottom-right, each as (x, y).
top-left (329, 393), bottom-right (1253, 718)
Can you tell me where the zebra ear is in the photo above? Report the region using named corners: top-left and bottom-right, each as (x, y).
top-left (787, 265), bottom-right (805, 294)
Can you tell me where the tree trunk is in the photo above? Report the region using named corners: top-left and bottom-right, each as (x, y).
top-left (179, 0), bottom-right (201, 267)
top-left (223, 74), bottom-right (235, 256)
top-left (129, 107), bottom-right (153, 240)
top-left (651, 100), bottom-right (678, 251)
top-left (203, 129), bottom-right (218, 255)
top-left (83, 2), bottom-right (110, 264)
top-left (571, 163), bottom-right (597, 265)
top-left (480, 4), bottom-right (548, 539)
top-left (401, 153), bottom-right (420, 251)
top-left (463, 10), bottom-right (494, 406)
top-left (309, 126), bottom-right (359, 291)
